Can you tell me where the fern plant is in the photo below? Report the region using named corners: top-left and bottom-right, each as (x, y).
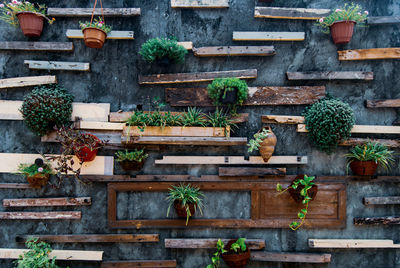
top-left (139, 37), bottom-right (187, 64)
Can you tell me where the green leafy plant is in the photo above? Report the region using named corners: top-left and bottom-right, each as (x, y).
top-left (247, 128), bottom-right (270, 153)
top-left (115, 149), bottom-right (148, 163)
top-left (182, 107), bottom-right (206, 127)
top-left (79, 16), bottom-right (111, 33)
top-left (302, 97), bottom-right (355, 153)
top-left (17, 158), bottom-right (54, 177)
top-left (14, 237), bottom-right (59, 268)
top-left (20, 85), bottom-right (74, 136)
top-left (0, 1), bottom-right (55, 26)
top-left (316, 3), bottom-right (368, 33)
top-left (346, 142), bottom-right (395, 171)
top-left (230, 238), bottom-right (247, 253)
top-left (166, 183), bottom-right (204, 225)
top-left (276, 175), bottom-right (316, 231)
top-left (207, 238), bottom-right (247, 268)
top-left (139, 37), bottom-right (188, 64)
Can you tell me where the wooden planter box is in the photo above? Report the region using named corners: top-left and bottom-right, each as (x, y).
top-left (123, 126), bottom-right (230, 137)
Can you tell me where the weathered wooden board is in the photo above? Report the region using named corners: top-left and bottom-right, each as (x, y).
top-left (354, 217), bottom-right (400, 225)
top-left (66, 29), bottom-right (134, 40)
top-left (219, 167), bottom-right (286, 176)
top-left (24, 60), bottom-right (90, 71)
top-left (233, 32), bottom-right (305, 41)
top-left (0, 41), bottom-right (74, 52)
top-left (155, 156), bottom-right (307, 165)
top-left (254, 7), bottom-right (330, 20)
top-left (0, 76), bottom-right (56, 89)
top-left (108, 180), bottom-right (346, 228)
top-left (3, 197), bottom-right (91, 207)
top-left (286, 71), bottom-right (373, 81)
top-left (123, 136), bottom-right (247, 146)
top-left (251, 252), bottom-right (331, 263)
top-left (164, 239), bottom-right (265, 250)
top-left (123, 126), bottom-right (228, 137)
top-left (16, 234), bottom-right (159, 243)
top-left (193, 46), bottom-right (275, 56)
top-left (48, 8), bottom-right (141, 17)
top-left (339, 138), bottom-right (400, 148)
top-left (0, 248), bottom-right (103, 261)
top-left (262, 115), bottom-right (304, 124)
top-left (308, 239), bottom-right (400, 248)
top-left (338, 48), bottom-right (400, 61)
top-left (368, 16), bottom-right (400, 25)
top-left (171, 0), bottom-right (229, 8)
top-left (0, 183), bottom-right (32, 189)
top-left (78, 121), bottom-right (125, 131)
top-left (177, 41), bottom-right (193, 50)
top-left (101, 260), bottom-right (176, 268)
top-left (0, 211), bottom-right (81, 220)
top-left (166, 86), bottom-right (325, 106)
top-left (365, 99), bottom-right (400, 108)
top-left (364, 196), bottom-right (400, 205)
top-left (297, 124), bottom-right (400, 134)
top-left (139, 69), bottom-right (257, 85)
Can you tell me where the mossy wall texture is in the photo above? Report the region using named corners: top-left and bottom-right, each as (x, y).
top-left (1, 0), bottom-right (400, 267)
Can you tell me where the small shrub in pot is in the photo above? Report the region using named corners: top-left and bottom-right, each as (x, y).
top-left (140, 37), bottom-right (188, 65)
top-left (17, 158), bottom-right (54, 188)
top-left (15, 237), bottom-right (59, 268)
top-left (115, 149), bottom-right (148, 171)
top-left (207, 238), bottom-right (250, 268)
top-left (80, 17), bottom-right (112, 48)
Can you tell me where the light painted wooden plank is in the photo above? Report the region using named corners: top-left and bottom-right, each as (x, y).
top-left (0, 211), bottom-right (81, 220)
top-left (193, 46), bottom-right (275, 56)
top-left (338, 48), bottom-right (400, 61)
top-left (364, 196), bottom-right (400, 205)
top-left (255, 6), bottom-right (330, 20)
top-left (0, 76), bottom-right (56, 89)
top-left (171, 0), bottom-right (229, 8)
top-left (262, 115), bottom-right (304, 124)
top-left (0, 41), bottom-right (74, 52)
top-left (177, 41), bottom-right (193, 50)
top-left (297, 124), bottom-right (400, 134)
top-left (286, 71), bottom-right (374, 81)
top-left (233, 31), bottom-right (305, 41)
top-left (24, 60), bottom-right (90, 71)
top-left (251, 252), bottom-right (331, 263)
top-left (308, 239), bottom-right (400, 248)
top-left (0, 248), bottom-right (103, 261)
top-left (164, 239), bottom-right (265, 250)
top-left (66, 29), bottom-right (134, 40)
top-left (3, 197), bottom-right (91, 207)
top-left (0, 153), bottom-right (113, 175)
top-left (368, 16), bottom-right (400, 25)
top-left (48, 8), bottom-right (141, 17)
top-left (155, 156), bottom-right (307, 165)
top-left (78, 121), bottom-right (125, 131)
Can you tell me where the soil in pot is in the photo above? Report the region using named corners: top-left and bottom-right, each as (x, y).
top-left (350, 160), bottom-right (378, 176)
top-left (288, 174), bottom-right (318, 204)
top-left (330, 20), bottom-right (356, 44)
top-left (259, 127), bottom-right (277, 162)
top-left (222, 240), bottom-right (251, 268)
top-left (119, 160), bottom-right (145, 172)
top-left (73, 134), bottom-right (101, 162)
top-left (82, 27), bottom-right (107, 48)
top-left (173, 200), bottom-right (196, 219)
top-left (220, 88), bottom-right (238, 104)
top-left (17, 12), bottom-right (44, 37)
top-left (27, 173), bottom-right (49, 188)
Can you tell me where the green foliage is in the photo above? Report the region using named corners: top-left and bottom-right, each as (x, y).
top-left (182, 107), bottom-right (206, 127)
top-left (139, 37), bottom-right (188, 64)
top-left (302, 97), bottom-right (355, 153)
top-left (206, 108), bottom-right (236, 129)
top-left (115, 149), bottom-right (148, 163)
top-left (230, 238), bottom-right (247, 253)
top-left (316, 3), bottom-right (368, 33)
top-left (0, 1), bottom-right (54, 27)
top-left (17, 158), bottom-right (54, 177)
top-left (166, 183), bottom-right (204, 225)
top-left (247, 128), bottom-right (271, 153)
top-left (20, 85), bottom-right (73, 136)
top-left (345, 142), bottom-right (395, 171)
top-left (207, 238), bottom-right (247, 268)
top-left (14, 237), bottom-right (59, 268)
top-left (79, 16), bottom-right (111, 34)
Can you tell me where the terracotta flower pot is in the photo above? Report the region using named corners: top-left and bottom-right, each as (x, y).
top-left (26, 173), bottom-right (49, 188)
top-left (259, 127), bottom-right (277, 162)
top-left (349, 160), bottom-right (378, 176)
top-left (82, 27), bottom-right (107, 48)
top-left (16, 12), bottom-right (44, 37)
top-left (173, 201), bottom-right (196, 219)
top-left (330, 20), bottom-right (356, 44)
top-left (288, 174), bottom-right (318, 204)
top-left (119, 160), bottom-right (145, 172)
top-left (74, 134), bottom-right (101, 162)
top-left (222, 240), bottom-right (251, 268)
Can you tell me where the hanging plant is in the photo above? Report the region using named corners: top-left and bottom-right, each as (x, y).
top-left (139, 37), bottom-right (188, 65)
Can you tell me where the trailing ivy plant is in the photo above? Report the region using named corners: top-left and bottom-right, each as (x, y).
top-left (206, 238), bottom-right (247, 268)
top-left (20, 84), bottom-right (74, 136)
top-left (247, 128), bottom-right (270, 153)
top-left (302, 97), bottom-right (355, 153)
top-left (115, 149), bottom-right (148, 163)
top-left (139, 37), bottom-right (188, 64)
top-left (14, 237), bottom-right (59, 268)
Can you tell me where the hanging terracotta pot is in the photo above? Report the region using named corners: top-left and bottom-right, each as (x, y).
top-left (16, 12), bottom-right (44, 37)
top-left (174, 201), bottom-right (196, 219)
top-left (82, 27), bottom-right (107, 48)
top-left (349, 160), bottom-right (378, 176)
top-left (119, 160), bottom-right (145, 172)
top-left (222, 240), bottom-right (251, 268)
top-left (259, 126), bottom-right (277, 162)
top-left (26, 173), bottom-right (49, 188)
top-left (73, 134), bottom-right (101, 162)
top-left (288, 174), bottom-right (318, 204)
top-left (330, 20), bottom-right (356, 44)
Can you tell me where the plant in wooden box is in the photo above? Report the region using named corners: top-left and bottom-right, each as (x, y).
top-left (17, 158), bottom-right (54, 188)
top-left (316, 3), bottom-right (368, 44)
top-left (302, 97), bottom-right (355, 153)
top-left (20, 85), bottom-right (73, 136)
top-left (166, 183), bottom-right (204, 225)
top-left (15, 237), bottom-right (59, 268)
top-left (247, 127), bottom-right (277, 162)
top-left (207, 78), bottom-right (248, 114)
top-left (115, 149), bottom-right (148, 172)
top-left (80, 16), bottom-right (111, 48)
top-left (346, 142), bottom-right (394, 176)
top-left (0, 1), bottom-right (55, 37)
top-left (276, 174), bottom-right (317, 230)
top-left (139, 37), bottom-right (188, 66)
top-left (207, 238), bottom-right (250, 268)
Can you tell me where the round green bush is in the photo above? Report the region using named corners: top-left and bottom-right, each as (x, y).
top-left (302, 98), bottom-right (355, 153)
top-left (20, 85), bottom-right (74, 136)
top-left (139, 37), bottom-right (188, 64)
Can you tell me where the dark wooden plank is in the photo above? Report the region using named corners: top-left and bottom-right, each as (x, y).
top-left (3, 197), bottom-right (91, 207)
top-left (101, 260), bottom-right (176, 268)
top-left (122, 136), bottom-right (247, 146)
top-left (138, 69), bottom-right (257, 85)
top-left (80, 175), bottom-right (133, 182)
top-left (354, 216), bottom-right (400, 225)
top-left (16, 234), bottom-right (159, 243)
top-left (0, 183), bottom-right (32, 189)
top-left (363, 197), bottom-right (400, 205)
top-left (164, 238), bottom-right (265, 250)
top-left (338, 48), bottom-right (400, 61)
top-left (368, 16), bottom-right (400, 25)
top-left (0, 212), bottom-right (81, 220)
top-left (254, 6), bottom-right (330, 20)
top-left (339, 138), bottom-right (400, 148)
top-left (166, 86), bottom-right (325, 106)
top-left (365, 99), bottom-right (400, 108)
top-left (0, 41), bottom-right (73, 52)
top-left (251, 252), bottom-right (331, 263)
top-left (286, 71), bottom-right (373, 81)
top-left (47, 8), bottom-right (141, 17)
top-left (219, 167), bottom-right (286, 176)
top-left (193, 46), bottom-right (275, 57)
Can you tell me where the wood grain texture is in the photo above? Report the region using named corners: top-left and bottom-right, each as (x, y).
top-left (308, 239), bottom-right (400, 248)
top-left (122, 136), bottom-right (247, 146)
top-left (254, 6), bottom-right (330, 20)
top-left (354, 216), bottom-right (400, 225)
top-left (3, 197), bottom-right (91, 207)
top-left (0, 41), bottom-right (73, 51)
top-left (193, 46), bottom-right (275, 56)
top-left (251, 252), bottom-right (331, 263)
top-left (155, 156), bottom-right (308, 165)
top-left (368, 16), bottom-right (400, 25)
top-left (338, 48), bottom-right (400, 60)
top-left (164, 239), bottom-right (265, 249)
top-left (177, 41), bottom-right (193, 50)
top-left (16, 234), bottom-right (159, 243)
top-left (0, 183), bottom-right (32, 189)
top-left (48, 8), bottom-right (141, 16)
top-left (286, 71), bottom-right (373, 81)
top-left (24, 60), bottom-right (90, 71)
top-left (0, 248), bottom-right (103, 260)
top-left (262, 115), bottom-right (304, 124)
top-left (0, 75), bottom-right (56, 89)
top-left (171, 0), bottom-right (228, 8)
top-left (364, 196), bottom-right (400, 205)
top-left (66, 29), bottom-right (134, 40)
top-left (77, 121), bottom-right (125, 131)
top-left (101, 260), bottom-right (176, 268)
top-left (339, 138), bottom-right (400, 148)
top-left (123, 126), bottom-right (228, 137)
top-left (0, 211), bottom-right (81, 220)
top-left (297, 124), bottom-right (400, 134)
top-left (219, 167), bottom-right (286, 176)
top-left (233, 31), bottom-right (305, 41)
top-left (365, 99), bottom-right (400, 108)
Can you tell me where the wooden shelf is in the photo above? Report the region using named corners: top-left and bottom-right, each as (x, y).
top-left (3, 197), bottom-right (91, 207)
top-left (251, 252), bottom-right (331, 263)
top-left (286, 71), bottom-right (373, 81)
top-left (164, 238), bottom-right (265, 250)
top-left (123, 126), bottom-right (228, 137)
top-left (354, 217), bottom-right (400, 225)
top-left (365, 99), bottom-right (400, 108)
top-left (219, 167), bottom-right (286, 176)
top-left (123, 136), bottom-right (247, 146)
top-left (0, 183), bottom-right (32, 189)
top-left (0, 75), bottom-right (56, 89)
top-left (368, 16), bottom-right (400, 25)
top-left (297, 124), bottom-right (400, 134)
top-left (339, 138), bottom-right (400, 148)
top-left (193, 46), bottom-right (275, 57)
top-left (338, 48), bottom-right (400, 61)
top-left (101, 260), bottom-right (176, 268)
top-left (309, 239), bottom-right (400, 248)
top-left (171, 0), bottom-right (228, 8)
top-left (24, 60), bottom-right (90, 71)
top-left (0, 248), bottom-right (102, 261)
top-left (233, 31), bottom-right (305, 41)
top-left (0, 41), bottom-right (73, 52)
top-left (67, 29), bottom-right (134, 40)
top-left (364, 196), bottom-right (400, 205)
top-left (155, 156), bottom-right (308, 165)
top-left (254, 7), bottom-right (330, 20)
top-left (0, 211), bottom-right (81, 220)
top-left (16, 234), bottom-right (159, 243)
top-left (48, 8), bottom-right (141, 17)
top-left (262, 115), bottom-right (304, 124)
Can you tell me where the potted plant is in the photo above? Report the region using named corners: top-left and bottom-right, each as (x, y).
top-left (302, 97), bottom-right (355, 153)
top-left (247, 127), bottom-right (277, 162)
top-left (0, 1), bottom-right (54, 37)
top-left (17, 158), bottom-right (53, 188)
top-left (207, 78), bottom-right (248, 114)
top-left (20, 85), bottom-right (74, 136)
top-left (316, 3), bottom-right (368, 44)
top-left (115, 149), bottom-right (148, 171)
top-left (207, 238), bottom-right (250, 268)
top-left (276, 174), bottom-right (317, 230)
top-left (79, 16), bottom-right (111, 48)
top-left (346, 142), bottom-right (394, 176)
top-left (15, 237), bottom-right (59, 268)
top-left (166, 183), bottom-right (204, 225)
top-left (139, 37), bottom-right (188, 66)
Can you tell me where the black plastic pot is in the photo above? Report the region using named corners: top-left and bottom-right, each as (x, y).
top-left (220, 88), bottom-right (238, 104)
top-left (156, 56), bottom-right (171, 66)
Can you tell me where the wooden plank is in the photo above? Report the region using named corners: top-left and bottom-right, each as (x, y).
top-left (0, 211), bottom-right (81, 220)
top-left (339, 138), bottom-right (400, 148)
top-left (16, 234), bottom-right (159, 243)
top-left (0, 76), bottom-right (56, 89)
top-left (123, 136), bottom-right (246, 146)
top-left (166, 86), bottom-right (325, 106)
top-left (0, 153), bottom-right (114, 176)
top-left (165, 239), bottom-right (265, 250)
top-left (286, 71), bottom-right (373, 81)
top-left (308, 239), bottom-right (400, 248)
top-left (219, 167), bottom-right (286, 176)
top-left (254, 7), bottom-right (330, 20)
top-left (0, 248), bottom-right (102, 261)
top-left (262, 115), bottom-right (304, 124)
top-left (155, 156), bottom-right (307, 165)
top-left (364, 196), bottom-right (400, 205)
top-left (297, 124), bottom-right (400, 134)
top-left (78, 121), bottom-right (125, 131)
top-left (233, 32), bottom-right (305, 41)
top-left (365, 99), bottom-right (400, 108)
top-left (338, 48), bottom-right (400, 61)
top-left (193, 46), bottom-right (275, 57)
top-left (139, 69), bottom-right (257, 85)
top-left (251, 252), bottom-right (331, 263)
top-left (0, 183), bottom-right (32, 189)
top-left (177, 41), bottom-right (192, 50)
top-left (3, 197), bottom-right (91, 207)
top-left (48, 8), bottom-right (141, 17)
top-left (0, 41), bottom-right (73, 52)
top-left (354, 217), bottom-right (400, 225)
top-left (171, 0), bottom-right (228, 8)
top-left (101, 260), bottom-right (176, 268)
top-left (24, 60), bottom-right (90, 71)
top-left (368, 16), bottom-right (400, 25)
top-left (123, 126), bottom-right (228, 137)
top-left (66, 29), bottom-right (134, 40)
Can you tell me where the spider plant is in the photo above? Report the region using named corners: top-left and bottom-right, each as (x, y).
top-left (182, 107), bottom-right (206, 127)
